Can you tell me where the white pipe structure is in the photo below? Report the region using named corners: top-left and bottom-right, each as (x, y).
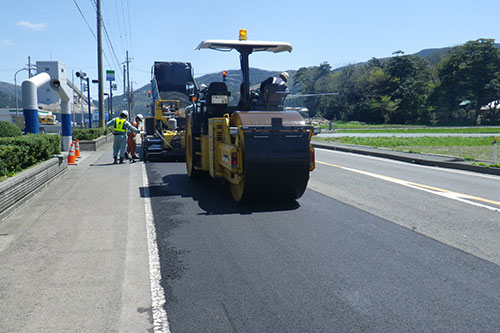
top-left (22, 72), bottom-right (51, 134)
top-left (50, 79), bottom-right (72, 151)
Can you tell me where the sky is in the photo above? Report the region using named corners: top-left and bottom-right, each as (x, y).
top-left (2, 0), bottom-right (500, 99)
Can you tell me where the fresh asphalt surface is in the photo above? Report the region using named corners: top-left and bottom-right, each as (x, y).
top-left (1, 141), bottom-right (499, 332)
top-left (145, 153), bottom-right (500, 332)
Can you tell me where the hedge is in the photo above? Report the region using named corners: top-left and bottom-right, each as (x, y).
top-left (72, 127), bottom-right (107, 141)
top-left (0, 121), bottom-right (23, 138)
top-left (0, 134), bottom-right (61, 177)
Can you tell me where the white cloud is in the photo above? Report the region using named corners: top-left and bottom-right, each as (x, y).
top-left (0, 39), bottom-right (13, 46)
top-left (16, 21), bottom-right (47, 31)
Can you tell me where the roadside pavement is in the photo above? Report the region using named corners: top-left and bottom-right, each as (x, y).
top-left (0, 142), bottom-right (153, 332)
top-left (312, 140), bottom-right (500, 176)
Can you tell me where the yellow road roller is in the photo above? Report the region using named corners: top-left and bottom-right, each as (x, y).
top-left (185, 30), bottom-right (319, 202)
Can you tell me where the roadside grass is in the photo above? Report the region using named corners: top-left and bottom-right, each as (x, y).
top-left (320, 121), bottom-right (423, 129)
top-left (336, 127), bottom-right (500, 134)
top-left (315, 136), bottom-right (499, 163)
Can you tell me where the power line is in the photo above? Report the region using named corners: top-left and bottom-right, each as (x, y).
top-left (96, 0), bottom-right (124, 90)
top-left (126, 0), bottom-right (134, 57)
top-left (73, 0), bottom-right (96, 40)
top-left (113, 0), bottom-right (126, 55)
top-left (131, 67), bottom-right (150, 73)
top-left (119, 0), bottom-right (130, 52)
top-left (102, 21), bottom-right (124, 83)
top-left (73, 0), bottom-right (127, 93)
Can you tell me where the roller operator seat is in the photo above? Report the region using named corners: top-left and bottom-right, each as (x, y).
top-left (205, 82), bottom-right (230, 116)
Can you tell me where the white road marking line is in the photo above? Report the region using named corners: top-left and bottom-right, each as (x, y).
top-left (142, 163), bottom-right (170, 333)
top-left (315, 147), bottom-right (500, 181)
top-left (317, 160), bottom-right (500, 213)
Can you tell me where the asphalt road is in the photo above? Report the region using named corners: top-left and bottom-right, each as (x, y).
top-left (145, 154), bottom-right (500, 332)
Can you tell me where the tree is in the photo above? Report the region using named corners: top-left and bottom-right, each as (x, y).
top-left (433, 38), bottom-right (500, 124)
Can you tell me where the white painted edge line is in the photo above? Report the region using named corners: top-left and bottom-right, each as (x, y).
top-left (315, 147), bottom-right (500, 181)
top-left (317, 160), bottom-right (500, 213)
top-left (142, 163), bottom-right (171, 333)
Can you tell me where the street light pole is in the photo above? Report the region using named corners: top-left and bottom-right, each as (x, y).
top-left (86, 77), bottom-right (91, 128)
top-left (76, 71), bottom-right (91, 128)
top-left (14, 68), bottom-right (26, 119)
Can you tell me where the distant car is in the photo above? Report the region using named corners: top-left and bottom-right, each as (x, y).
top-left (39, 116), bottom-right (56, 125)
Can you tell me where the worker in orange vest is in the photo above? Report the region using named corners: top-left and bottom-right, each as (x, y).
top-left (126, 114), bottom-right (144, 160)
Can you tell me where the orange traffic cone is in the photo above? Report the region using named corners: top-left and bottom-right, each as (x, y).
top-left (68, 142), bottom-right (77, 165)
top-left (75, 139), bottom-right (81, 158)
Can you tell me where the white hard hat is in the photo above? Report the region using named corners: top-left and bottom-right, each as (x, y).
top-left (136, 114), bottom-right (144, 121)
top-left (200, 83), bottom-right (207, 90)
top-left (280, 72), bottom-right (289, 82)
top-left (120, 110), bottom-right (129, 118)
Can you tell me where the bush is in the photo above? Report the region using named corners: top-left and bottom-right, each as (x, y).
top-left (0, 134), bottom-right (61, 177)
top-left (72, 127), bottom-right (107, 141)
top-left (0, 121), bottom-right (23, 137)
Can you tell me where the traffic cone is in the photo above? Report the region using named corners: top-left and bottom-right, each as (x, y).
top-left (68, 142), bottom-right (77, 165)
top-left (75, 139), bottom-right (81, 158)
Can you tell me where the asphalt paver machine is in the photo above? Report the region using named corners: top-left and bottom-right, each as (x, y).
top-left (142, 61), bottom-right (196, 161)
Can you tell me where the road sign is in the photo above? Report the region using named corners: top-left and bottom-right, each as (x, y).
top-left (106, 70), bottom-right (115, 81)
top-left (112, 83), bottom-right (117, 91)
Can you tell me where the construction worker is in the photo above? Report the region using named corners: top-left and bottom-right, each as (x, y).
top-left (106, 110), bottom-right (140, 164)
top-left (260, 71), bottom-right (289, 92)
top-left (259, 72), bottom-right (289, 106)
top-left (126, 114), bottom-right (144, 160)
top-left (198, 83), bottom-right (208, 100)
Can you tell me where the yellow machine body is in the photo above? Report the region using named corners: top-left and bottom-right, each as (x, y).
top-left (187, 111), bottom-right (316, 201)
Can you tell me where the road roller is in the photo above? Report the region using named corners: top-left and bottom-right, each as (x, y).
top-left (185, 30), bottom-right (319, 202)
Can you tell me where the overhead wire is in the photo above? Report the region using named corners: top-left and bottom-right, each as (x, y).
top-left (73, 0), bottom-right (125, 93)
top-left (113, 0), bottom-right (126, 55)
top-left (73, 0), bottom-right (96, 40)
top-left (120, 0), bottom-right (130, 52)
top-left (125, 0), bottom-right (134, 57)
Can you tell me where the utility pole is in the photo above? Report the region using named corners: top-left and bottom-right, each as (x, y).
top-left (96, 0), bottom-right (105, 128)
top-left (130, 81), bottom-right (134, 116)
top-left (126, 50), bottom-right (131, 115)
top-left (123, 64), bottom-right (127, 112)
top-left (28, 56), bottom-right (32, 78)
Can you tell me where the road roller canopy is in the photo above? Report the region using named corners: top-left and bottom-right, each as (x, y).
top-left (195, 40), bottom-right (293, 53)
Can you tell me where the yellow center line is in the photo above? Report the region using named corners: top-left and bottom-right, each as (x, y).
top-left (316, 160), bottom-right (500, 209)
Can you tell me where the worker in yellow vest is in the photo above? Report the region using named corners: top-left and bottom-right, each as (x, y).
top-left (106, 110), bottom-right (140, 164)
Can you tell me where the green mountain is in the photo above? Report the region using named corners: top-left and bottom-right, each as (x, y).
top-left (0, 82), bottom-right (18, 108)
top-left (3, 42), bottom-right (500, 111)
top-left (122, 68), bottom-right (296, 116)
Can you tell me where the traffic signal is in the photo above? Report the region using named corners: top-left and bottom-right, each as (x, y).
top-left (222, 70), bottom-right (227, 82)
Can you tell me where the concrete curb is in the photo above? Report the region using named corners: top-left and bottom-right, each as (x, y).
top-left (79, 133), bottom-right (113, 151)
top-left (0, 155), bottom-right (68, 222)
top-left (312, 141), bottom-right (500, 176)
